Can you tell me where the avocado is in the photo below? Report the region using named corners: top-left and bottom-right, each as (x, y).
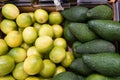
top-left (108, 76), bottom-right (120, 80)
top-left (87, 5), bottom-right (113, 20)
top-left (82, 52), bottom-right (120, 76)
top-left (52, 71), bottom-right (79, 80)
top-left (61, 6), bottom-right (88, 22)
top-left (69, 22), bottom-right (97, 42)
top-left (63, 20), bottom-right (77, 43)
top-left (76, 39), bottom-right (115, 54)
top-left (72, 41), bottom-right (82, 58)
top-left (69, 58), bottom-right (93, 75)
top-left (88, 20), bottom-right (120, 41)
top-left (77, 75), bottom-right (85, 80)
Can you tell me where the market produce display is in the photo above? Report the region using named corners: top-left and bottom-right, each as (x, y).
top-left (0, 3), bottom-right (120, 80)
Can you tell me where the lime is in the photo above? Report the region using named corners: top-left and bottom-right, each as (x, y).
top-left (0, 55), bottom-right (15, 76)
top-left (22, 26), bottom-right (38, 44)
top-left (34, 9), bottom-right (48, 24)
top-left (25, 76), bottom-right (40, 80)
top-left (0, 19), bottom-right (17, 34)
top-left (12, 62), bottom-right (29, 80)
top-left (86, 74), bottom-right (108, 80)
top-left (23, 55), bottom-right (43, 75)
top-left (29, 12), bottom-right (35, 23)
top-left (20, 42), bottom-right (32, 50)
top-left (16, 13), bottom-right (32, 28)
top-left (49, 46), bottom-right (66, 63)
top-left (39, 59), bottom-right (56, 78)
top-left (8, 47), bottom-right (27, 63)
top-left (52, 24), bottom-right (63, 38)
top-left (2, 3), bottom-right (20, 20)
top-left (0, 75), bottom-right (15, 80)
top-left (27, 46), bottom-right (42, 57)
top-left (53, 66), bottom-right (66, 76)
top-left (49, 11), bottom-right (63, 24)
top-left (38, 24), bottom-right (54, 37)
top-left (4, 31), bottom-right (23, 47)
top-left (61, 51), bottom-right (74, 67)
top-left (53, 38), bottom-right (67, 49)
top-left (35, 36), bottom-right (53, 54)
top-left (33, 23), bottom-right (41, 33)
top-left (0, 39), bottom-right (9, 55)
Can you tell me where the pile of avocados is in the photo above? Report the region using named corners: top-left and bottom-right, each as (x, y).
top-left (52, 4), bottom-right (120, 80)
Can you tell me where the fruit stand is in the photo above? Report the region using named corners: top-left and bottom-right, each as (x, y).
top-left (0, 0), bottom-right (120, 80)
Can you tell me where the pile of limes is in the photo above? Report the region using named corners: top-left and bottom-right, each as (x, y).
top-left (0, 3), bottom-right (74, 80)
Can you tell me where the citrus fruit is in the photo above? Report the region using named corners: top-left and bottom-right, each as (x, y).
top-left (0, 75), bottom-right (15, 80)
top-left (49, 46), bottom-right (66, 63)
top-left (29, 12), bottom-right (35, 23)
top-left (53, 38), bottom-right (67, 49)
top-left (20, 42), bottom-right (32, 50)
top-left (23, 55), bottom-right (43, 75)
top-left (0, 55), bottom-right (15, 76)
top-left (34, 9), bottom-right (48, 24)
top-left (16, 13), bottom-right (32, 28)
top-left (0, 39), bottom-right (9, 55)
top-left (25, 76), bottom-right (40, 80)
top-left (12, 62), bottom-right (29, 80)
top-left (0, 19), bottom-right (17, 34)
top-left (86, 74), bottom-right (108, 80)
top-left (39, 59), bottom-right (56, 78)
top-left (49, 11), bottom-right (63, 24)
top-left (38, 24), bottom-right (54, 37)
top-left (2, 3), bottom-right (20, 20)
top-left (52, 24), bottom-right (63, 38)
top-left (27, 46), bottom-right (42, 57)
top-left (53, 66), bottom-right (66, 76)
top-left (61, 51), bottom-right (74, 67)
top-left (33, 22), bottom-right (41, 33)
top-left (4, 31), bottom-right (22, 47)
top-left (22, 26), bottom-right (38, 44)
top-left (8, 47), bottom-right (27, 63)
top-left (35, 36), bottom-right (53, 54)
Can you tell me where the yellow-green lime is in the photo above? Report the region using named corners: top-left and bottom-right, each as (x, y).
top-left (39, 59), bottom-right (56, 78)
top-left (4, 31), bottom-right (22, 47)
top-left (0, 19), bottom-right (17, 34)
top-left (16, 13), bottom-right (32, 28)
top-left (20, 42), bottom-right (32, 50)
top-left (8, 47), bottom-right (27, 63)
top-left (49, 11), bottom-right (63, 24)
top-left (38, 24), bottom-right (54, 37)
top-left (34, 9), bottom-right (48, 24)
top-left (23, 55), bottom-right (43, 75)
top-left (86, 74), bottom-right (108, 80)
top-left (53, 38), bottom-right (67, 49)
top-left (0, 39), bottom-right (9, 55)
top-left (12, 62), bottom-right (29, 80)
top-left (35, 36), bottom-right (53, 54)
top-left (27, 46), bottom-right (42, 57)
top-left (52, 24), bottom-right (63, 38)
top-left (33, 22), bottom-right (41, 33)
top-left (53, 66), bottom-right (66, 76)
top-left (25, 76), bottom-right (40, 80)
top-left (49, 46), bottom-right (66, 63)
top-left (0, 75), bottom-right (15, 80)
top-left (22, 26), bottom-right (38, 44)
top-left (61, 51), bottom-right (74, 67)
top-left (29, 12), bottom-right (35, 23)
top-left (0, 55), bottom-right (15, 76)
top-left (2, 3), bottom-right (20, 20)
